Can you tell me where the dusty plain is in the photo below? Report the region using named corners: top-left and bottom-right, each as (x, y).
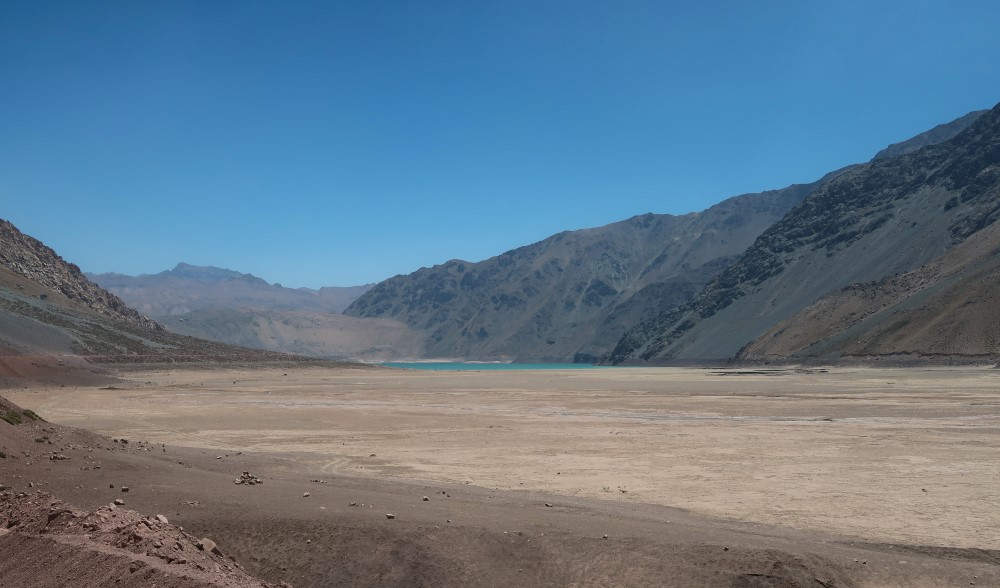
top-left (3, 367), bottom-right (1000, 587)
top-left (9, 365), bottom-right (1000, 551)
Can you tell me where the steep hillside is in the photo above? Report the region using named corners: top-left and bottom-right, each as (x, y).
top-left (345, 180), bottom-right (824, 361)
top-left (346, 109), bottom-right (985, 362)
top-left (0, 219), bottom-right (341, 367)
top-left (0, 219), bottom-right (160, 331)
top-left (738, 220), bottom-right (1000, 361)
top-left (607, 102), bottom-right (1000, 363)
top-left (873, 110), bottom-right (987, 161)
top-left (89, 263), bottom-right (371, 316)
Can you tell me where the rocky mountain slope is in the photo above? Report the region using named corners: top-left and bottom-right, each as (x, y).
top-left (738, 217), bottom-right (1000, 362)
top-left (0, 219), bottom-right (339, 365)
top-left (345, 109), bottom-right (986, 362)
top-left (1, 219), bottom-right (160, 331)
top-left (345, 180), bottom-right (826, 361)
top-left (872, 110), bottom-right (987, 161)
top-left (89, 263), bottom-right (371, 317)
top-left (89, 265), bottom-right (418, 361)
top-left (607, 102), bottom-right (1000, 364)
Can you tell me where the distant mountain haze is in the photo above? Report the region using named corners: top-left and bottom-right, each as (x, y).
top-left (0, 219), bottom-right (314, 362)
top-left (606, 103), bottom-right (1000, 363)
top-left (345, 109), bottom-right (987, 362)
top-left (86, 264), bottom-right (421, 361)
top-left (88, 263), bottom-right (372, 316)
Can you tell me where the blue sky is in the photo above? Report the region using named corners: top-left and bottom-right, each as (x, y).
top-left (2, 1), bottom-right (1000, 288)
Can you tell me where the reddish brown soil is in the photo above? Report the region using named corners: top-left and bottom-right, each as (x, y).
top-left (2, 369), bottom-right (998, 587)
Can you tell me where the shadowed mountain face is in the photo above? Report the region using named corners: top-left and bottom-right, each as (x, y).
top-left (345, 181), bottom-right (829, 361)
top-left (607, 103), bottom-right (1000, 364)
top-left (872, 110), bottom-right (988, 161)
top-left (345, 110), bottom-right (988, 362)
top-left (738, 220), bottom-right (1000, 361)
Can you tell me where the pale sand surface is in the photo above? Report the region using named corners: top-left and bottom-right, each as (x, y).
top-left (10, 365), bottom-right (1000, 549)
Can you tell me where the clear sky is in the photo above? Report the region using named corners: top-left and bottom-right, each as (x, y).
top-left (2, 1), bottom-right (1000, 288)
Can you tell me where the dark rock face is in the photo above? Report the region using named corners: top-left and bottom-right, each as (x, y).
top-left (0, 219), bottom-right (160, 331)
top-left (607, 103), bottom-right (1000, 363)
top-left (347, 109), bottom-right (988, 362)
top-left (346, 181), bottom-right (826, 361)
top-left (872, 110), bottom-right (988, 161)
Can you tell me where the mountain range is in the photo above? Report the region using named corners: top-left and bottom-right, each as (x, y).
top-left (5, 103), bottom-right (996, 367)
top-left (345, 181), bottom-right (831, 361)
top-left (88, 264), bottom-right (422, 361)
top-left (345, 108), bottom-right (989, 362)
top-left (88, 263), bottom-right (371, 316)
top-left (607, 103), bottom-right (1000, 364)
top-left (0, 220), bottom-right (316, 367)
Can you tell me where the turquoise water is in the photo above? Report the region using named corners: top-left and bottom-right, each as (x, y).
top-left (381, 362), bottom-right (609, 371)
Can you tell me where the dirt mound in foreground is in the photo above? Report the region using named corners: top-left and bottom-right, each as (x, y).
top-left (0, 491), bottom-right (286, 588)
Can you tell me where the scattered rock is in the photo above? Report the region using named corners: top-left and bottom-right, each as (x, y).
top-left (302, 492), bottom-right (310, 498)
top-left (198, 538), bottom-right (220, 555)
top-left (234, 471), bottom-right (263, 485)
top-left (155, 514), bottom-right (168, 524)
top-left (422, 496), bottom-right (429, 501)
top-left (120, 486), bottom-right (129, 493)
top-left (544, 503), bottom-right (553, 507)
top-left (385, 513), bottom-right (395, 520)
top-left (113, 499), bottom-right (125, 506)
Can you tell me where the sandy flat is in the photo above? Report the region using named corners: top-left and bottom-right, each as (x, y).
top-left (10, 365), bottom-right (1000, 550)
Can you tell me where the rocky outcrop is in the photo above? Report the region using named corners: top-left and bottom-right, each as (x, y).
top-left (606, 102), bottom-right (1000, 363)
top-left (0, 219), bottom-right (160, 331)
top-left (0, 491), bottom-right (283, 587)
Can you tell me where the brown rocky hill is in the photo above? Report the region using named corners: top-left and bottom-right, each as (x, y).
top-left (345, 180), bottom-right (826, 362)
top-left (1, 219), bottom-right (160, 331)
top-left (606, 102), bottom-right (1000, 364)
top-left (0, 219), bottom-right (343, 367)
